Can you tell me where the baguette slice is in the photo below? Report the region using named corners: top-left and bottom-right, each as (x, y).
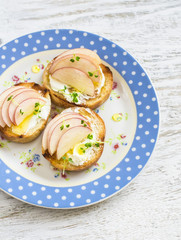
top-left (42, 107), bottom-right (105, 171)
top-left (43, 62), bottom-right (113, 109)
top-left (0, 82), bottom-right (51, 143)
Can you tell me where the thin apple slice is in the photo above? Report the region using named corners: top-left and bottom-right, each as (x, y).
top-left (42, 113), bottom-right (73, 151)
top-left (0, 86), bottom-right (24, 127)
top-left (51, 67), bottom-right (95, 96)
top-left (1, 87), bottom-right (30, 127)
top-left (49, 54), bottom-right (100, 82)
top-left (14, 98), bottom-right (46, 126)
top-left (8, 89), bottom-right (41, 124)
top-left (48, 113), bottom-right (87, 142)
top-left (56, 125), bottom-right (92, 160)
top-left (48, 117), bottom-right (88, 155)
top-left (42, 112), bottom-right (87, 151)
top-left (54, 48), bottom-right (101, 66)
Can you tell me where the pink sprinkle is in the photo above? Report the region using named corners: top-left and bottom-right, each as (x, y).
top-left (26, 160), bottom-right (34, 167)
top-left (12, 75), bottom-right (20, 83)
top-left (120, 135), bottom-right (126, 139)
top-left (39, 64), bottom-right (44, 70)
top-left (114, 143), bottom-right (119, 150)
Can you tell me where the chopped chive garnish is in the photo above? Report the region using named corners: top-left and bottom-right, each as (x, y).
top-left (68, 158), bottom-right (73, 163)
top-left (20, 109), bottom-right (24, 115)
top-left (70, 54), bottom-right (80, 62)
top-left (66, 124), bottom-right (70, 128)
top-left (83, 124), bottom-right (87, 127)
top-left (85, 142), bottom-right (92, 148)
top-left (7, 95), bottom-right (13, 101)
top-left (80, 147), bottom-right (85, 153)
top-left (87, 134), bottom-right (93, 139)
top-left (94, 75), bottom-right (98, 78)
top-left (95, 143), bottom-right (100, 147)
top-left (60, 125), bottom-right (64, 130)
top-left (88, 71), bottom-right (93, 77)
top-left (35, 102), bottom-right (40, 108)
top-left (81, 120), bottom-right (84, 124)
top-left (71, 92), bottom-right (78, 103)
top-left (76, 56), bottom-right (80, 61)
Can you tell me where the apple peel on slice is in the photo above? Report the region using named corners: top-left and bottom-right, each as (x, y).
top-left (1, 87), bottom-right (29, 127)
top-left (42, 112), bottom-right (87, 151)
top-left (52, 67), bottom-right (95, 96)
top-left (49, 54), bottom-right (100, 82)
top-left (8, 89), bottom-right (41, 124)
top-left (53, 48), bottom-right (101, 66)
top-left (48, 117), bottom-right (88, 155)
top-left (14, 98), bottom-right (46, 126)
top-left (47, 113), bottom-right (87, 142)
top-left (0, 86), bottom-right (24, 127)
top-left (56, 125), bottom-right (92, 160)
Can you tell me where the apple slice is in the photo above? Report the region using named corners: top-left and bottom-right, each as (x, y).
top-left (14, 98), bottom-right (46, 126)
top-left (8, 89), bottom-right (41, 124)
top-left (54, 48), bottom-right (101, 66)
top-left (56, 125), bottom-right (92, 160)
top-left (0, 86), bottom-right (24, 127)
top-left (42, 113), bottom-right (73, 151)
top-left (48, 117), bottom-right (88, 155)
top-left (48, 113), bottom-right (87, 141)
top-left (1, 87), bottom-right (30, 127)
top-left (49, 54), bottom-right (100, 82)
top-left (42, 112), bottom-right (87, 151)
top-left (51, 67), bottom-right (95, 96)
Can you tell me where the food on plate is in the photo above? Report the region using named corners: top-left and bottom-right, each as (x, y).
top-left (0, 82), bottom-right (51, 143)
top-left (42, 107), bottom-right (105, 171)
top-left (43, 48), bottom-right (113, 109)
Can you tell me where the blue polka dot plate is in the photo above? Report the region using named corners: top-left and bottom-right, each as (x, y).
top-left (0, 29), bottom-right (159, 208)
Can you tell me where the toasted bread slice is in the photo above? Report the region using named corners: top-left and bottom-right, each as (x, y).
top-left (43, 62), bottom-right (113, 109)
top-left (0, 82), bottom-right (51, 143)
top-left (42, 107), bottom-right (105, 171)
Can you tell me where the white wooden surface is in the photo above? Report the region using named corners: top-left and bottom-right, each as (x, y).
top-left (0, 0), bottom-right (181, 239)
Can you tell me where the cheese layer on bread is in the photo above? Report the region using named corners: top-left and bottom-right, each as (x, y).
top-left (12, 98), bottom-right (50, 135)
top-left (49, 66), bottom-right (105, 105)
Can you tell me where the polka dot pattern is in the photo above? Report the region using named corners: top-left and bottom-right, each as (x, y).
top-left (0, 29), bottom-right (159, 209)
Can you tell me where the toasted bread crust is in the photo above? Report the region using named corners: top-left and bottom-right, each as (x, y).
top-left (42, 62), bottom-right (113, 109)
top-left (0, 82), bottom-right (51, 143)
top-left (42, 107), bottom-right (105, 171)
